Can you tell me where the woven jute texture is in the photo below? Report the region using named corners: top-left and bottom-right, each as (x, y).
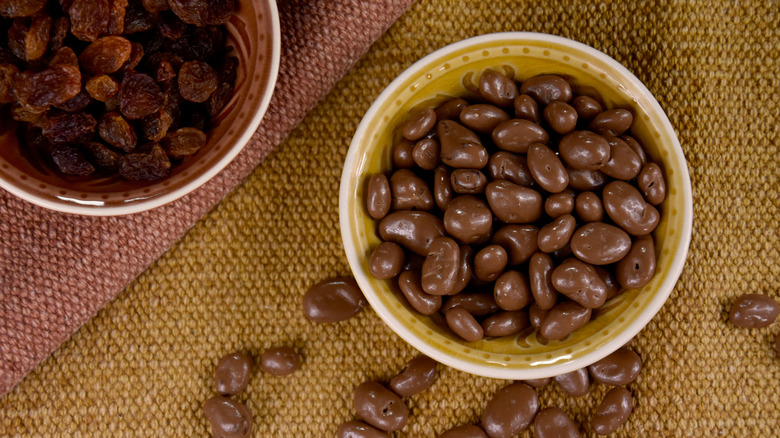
top-left (2, 0), bottom-right (779, 436)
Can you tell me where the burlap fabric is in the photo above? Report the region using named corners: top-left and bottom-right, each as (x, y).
top-left (1, 0), bottom-right (779, 436)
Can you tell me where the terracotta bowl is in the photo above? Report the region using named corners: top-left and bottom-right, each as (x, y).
top-left (0, 0), bottom-right (280, 215)
top-left (340, 32), bottom-right (693, 379)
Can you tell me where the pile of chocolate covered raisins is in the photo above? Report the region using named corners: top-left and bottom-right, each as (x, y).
top-left (365, 69), bottom-right (667, 343)
top-left (0, 0), bottom-right (237, 181)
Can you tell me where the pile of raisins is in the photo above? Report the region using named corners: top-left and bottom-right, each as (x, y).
top-left (0, 0), bottom-right (237, 181)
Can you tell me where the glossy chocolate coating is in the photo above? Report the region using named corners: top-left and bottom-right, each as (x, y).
top-left (543, 101), bottom-right (578, 135)
top-left (492, 225), bottom-right (539, 266)
top-left (570, 222), bottom-right (632, 265)
top-left (479, 69), bottom-right (518, 108)
top-left (588, 347), bottom-right (642, 386)
top-left (366, 173), bottom-right (391, 220)
top-left (474, 244), bottom-right (508, 282)
top-left (566, 167), bottom-right (609, 191)
top-left (603, 181), bottom-right (660, 236)
top-left (728, 294), bottom-right (780, 328)
top-left (575, 191), bottom-right (604, 222)
top-left (390, 169), bottom-right (434, 211)
top-left (412, 138), bottom-right (441, 170)
top-left (353, 381), bottom-right (409, 432)
top-left (589, 109), bottom-right (633, 136)
top-left (438, 120), bottom-right (489, 168)
top-left (302, 277), bottom-right (366, 323)
top-left (520, 74), bottom-right (572, 105)
top-left (259, 346), bottom-right (301, 376)
top-left (434, 165), bottom-right (454, 210)
top-left (485, 180), bottom-right (543, 223)
top-left (452, 244), bottom-right (474, 295)
top-left (596, 266), bottom-right (621, 300)
top-left (398, 270), bottom-right (442, 315)
top-left (558, 131), bottom-right (611, 171)
top-left (637, 162), bottom-right (666, 205)
top-left (775, 333), bottom-right (780, 355)
top-left (523, 377), bottom-right (550, 388)
top-left (482, 310), bottom-right (529, 337)
top-left (528, 302), bottom-right (549, 329)
top-left (436, 98), bottom-right (469, 122)
top-left (379, 211), bottom-right (446, 255)
top-left (571, 95), bottom-right (602, 120)
top-left (439, 424), bottom-right (488, 438)
top-left (400, 107), bottom-right (436, 141)
top-left (337, 421), bottom-right (389, 438)
top-left (480, 382), bottom-right (539, 438)
top-left (591, 387), bottom-right (633, 435)
top-left (621, 135), bottom-right (647, 165)
top-left (369, 241), bottom-right (406, 279)
top-left (422, 236), bottom-right (461, 296)
top-left (443, 195), bottom-right (493, 244)
top-left (487, 151), bottom-right (534, 187)
top-left (445, 306), bottom-right (484, 342)
top-left (551, 258), bottom-right (607, 309)
top-left (529, 252), bottom-right (558, 310)
top-left (527, 142), bottom-right (569, 193)
top-left (494, 270), bottom-right (532, 311)
top-left (540, 301), bottom-right (591, 340)
top-left (601, 136), bottom-right (642, 181)
top-left (491, 119), bottom-right (549, 154)
top-left (460, 104), bottom-right (510, 134)
top-left (214, 352), bottom-right (252, 396)
top-left (442, 291), bottom-right (500, 316)
top-left (203, 396), bottom-right (253, 438)
top-left (545, 192), bottom-right (575, 218)
top-left (389, 355), bottom-right (438, 397)
top-left (392, 139), bottom-right (415, 169)
top-left (514, 94), bottom-right (541, 124)
top-left (533, 407), bottom-right (581, 438)
top-left (451, 169), bottom-right (488, 194)
top-left (538, 214), bottom-right (577, 253)
top-left (616, 235), bottom-right (656, 289)
top-left (554, 368), bottom-right (590, 397)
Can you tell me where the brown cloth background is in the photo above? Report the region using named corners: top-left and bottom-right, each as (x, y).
top-left (1, 0), bottom-right (779, 436)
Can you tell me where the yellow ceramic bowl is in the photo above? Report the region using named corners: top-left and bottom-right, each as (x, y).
top-left (340, 32), bottom-right (692, 379)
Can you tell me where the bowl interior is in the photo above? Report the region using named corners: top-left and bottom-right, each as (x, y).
top-left (341, 33), bottom-right (692, 379)
top-left (0, 0), bottom-right (280, 215)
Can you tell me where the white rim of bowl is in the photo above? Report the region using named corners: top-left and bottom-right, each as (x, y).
top-left (0, 1), bottom-right (282, 217)
top-left (340, 31), bottom-right (693, 379)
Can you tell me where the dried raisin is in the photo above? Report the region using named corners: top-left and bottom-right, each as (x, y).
top-left (99, 111), bottom-right (137, 151)
top-left (86, 75), bottom-right (119, 102)
top-left (119, 71), bottom-right (163, 119)
top-left (69, 0), bottom-right (110, 42)
top-left (142, 0), bottom-right (171, 13)
top-left (79, 36), bottom-right (133, 75)
top-left (140, 110), bottom-right (173, 142)
top-left (185, 105), bottom-right (208, 131)
top-left (205, 82), bottom-right (233, 117)
top-left (168, 26), bottom-right (222, 62)
top-left (162, 127), bottom-right (206, 159)
top-left (158, 12), bottom-right (187, 40)
top-left (7, 19), bottom-right (27, 60)
top-left (82, 141), bottom-right (121, 170)
top-left (119, 143), bottom-right (170, 180)
top-left (108, 0), bottom-right (129, 35)
top-left (50, 17), bottom-right (70, 52)
top-left (42, 112), bottom-right (97, 143)
top-left (14, 65), bottom-right (81, 107)
top-left (54, 89), bottom-right (92, 112)
top-left (123, 3), bottom-right (154, 34)
top-left (169, 0), bottom-right (235, 26)
top-left (25, 14), bottom-right (52, 61)
top-left (121, 42), bottom-right (145, 72)
top-left (11, 103), bottom-right (47, 127)
top-left (0, 63), bottom-right (20, 104)
top-left (0, 0), bottom-right (47, 18)
top-left (49, 47), bottom-right (79, 68)
top-left (50, 143), bottom-right (96, 176)
top-left (178, 61), bottom-right (217, 103)
top-left (217, 56), bottom-right (238, 84)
